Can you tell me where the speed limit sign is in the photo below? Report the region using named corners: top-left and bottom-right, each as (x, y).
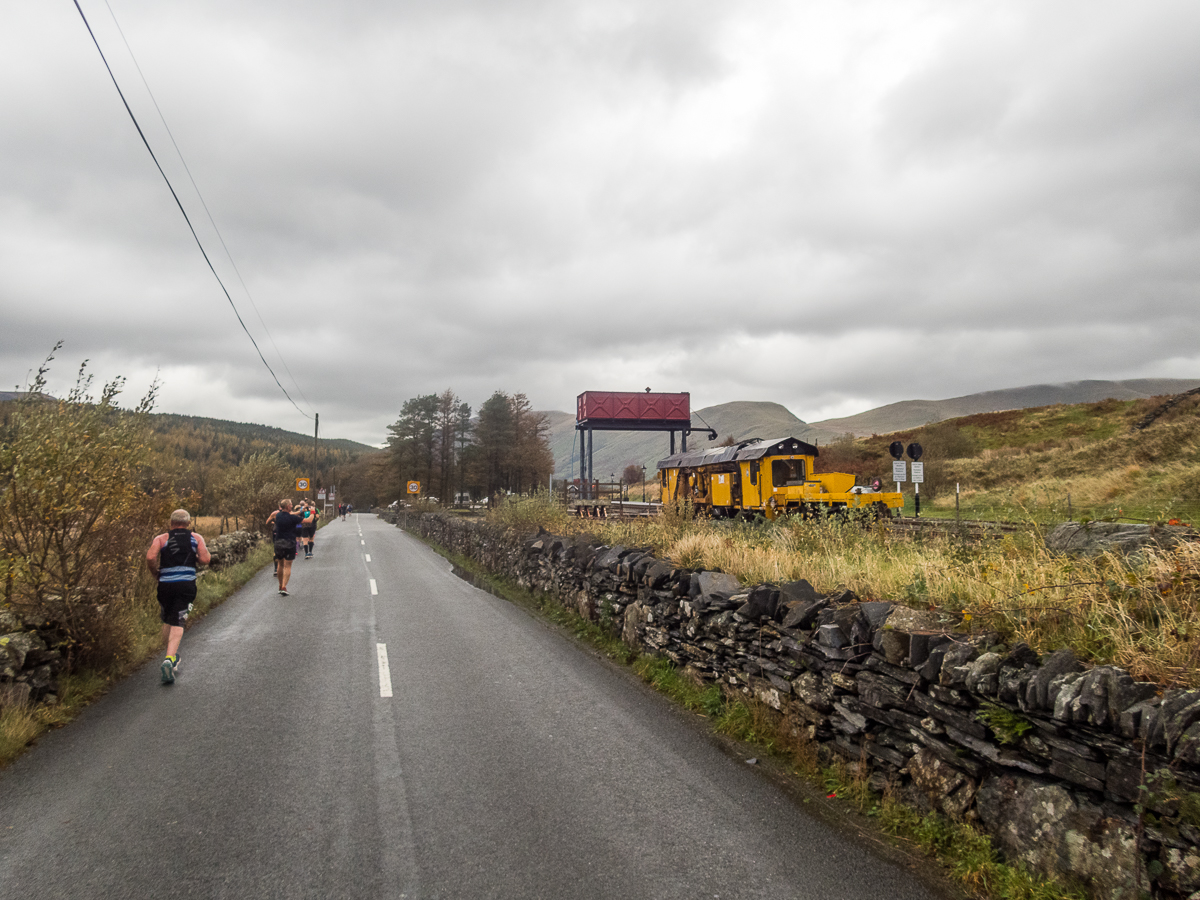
top-left (296, 477), bottom-right (310, 491)
top-left (407, 481), bottom-right (420, 494)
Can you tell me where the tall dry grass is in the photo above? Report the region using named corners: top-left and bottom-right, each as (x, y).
top-left (927, 411), bottom-right (1200, 523)
top-left (489, 496), bottom-right (1200, 687)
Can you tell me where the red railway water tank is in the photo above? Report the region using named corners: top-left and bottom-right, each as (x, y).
top-left (576, 391), bottom-right (690, 425)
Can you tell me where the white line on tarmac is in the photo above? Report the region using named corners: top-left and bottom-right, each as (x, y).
top-left (361, 539), bottom-right (365, 545)
top-left (376, 643), bottom-right (393, 698)
top-left (365, 554), bottom-right (371, 562)
top-left (370, 579), bottom-right (378, 595)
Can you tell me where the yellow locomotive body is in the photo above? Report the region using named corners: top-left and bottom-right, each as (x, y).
top-left (657, 436), bottom-right (903, 519)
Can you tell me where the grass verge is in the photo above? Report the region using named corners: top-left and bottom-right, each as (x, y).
top-left (486, 494), bottom-right (1200, 687)
top-left (407, 525), bottom-right (1085, 900)
top-left (0, 541), bottom-right (275, 768)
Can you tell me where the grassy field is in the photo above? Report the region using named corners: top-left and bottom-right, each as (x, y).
top-left (858, 393), bottom-right (1200, 525)
top-left (191, 515), bottom-right (226, 539)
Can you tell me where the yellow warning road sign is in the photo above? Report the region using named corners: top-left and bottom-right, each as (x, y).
top-left (407, 481), bottom-right (420, 494)
top-left (296, 477), bottom-right (310, 491)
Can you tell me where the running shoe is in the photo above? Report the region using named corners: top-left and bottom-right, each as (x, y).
top-left (160, 657), bottom-right (176, 685)
top-left (280, 589), bottom-right (289, 596)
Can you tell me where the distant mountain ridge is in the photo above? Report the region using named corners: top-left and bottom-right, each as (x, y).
top-left (544, 378), bottom-right (1200, 476)
top-left (809, 378), bottom-right (1200, 437)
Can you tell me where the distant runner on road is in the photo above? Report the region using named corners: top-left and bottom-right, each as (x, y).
top-left (266, 500), bottom-right (303, 596)
top-left (301, 500), bottom-right (319, 559)
top-left (145, 509), bottom-right (211, 685)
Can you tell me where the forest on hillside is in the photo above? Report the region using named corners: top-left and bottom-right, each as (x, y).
top-left (144, 412), bottom-right (382, 515)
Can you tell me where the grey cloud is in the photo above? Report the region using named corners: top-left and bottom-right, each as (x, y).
top-left (2, 0), bottom-right (1197, 449)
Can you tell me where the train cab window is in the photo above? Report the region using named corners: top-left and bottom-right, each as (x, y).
top-left (771, 458), bottom-right (806, 485)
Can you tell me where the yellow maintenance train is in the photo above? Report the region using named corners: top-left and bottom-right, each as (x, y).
top-left (657, 436), bottom-right (903, 519)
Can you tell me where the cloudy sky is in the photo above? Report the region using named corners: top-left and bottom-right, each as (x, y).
top-left (3, 1), bottom-right (1198, 446)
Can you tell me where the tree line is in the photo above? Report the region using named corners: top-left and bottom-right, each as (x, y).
top-left (384, 389), bottom-right (554, 505)
top-left (144, 413), bottom-right (378, 516)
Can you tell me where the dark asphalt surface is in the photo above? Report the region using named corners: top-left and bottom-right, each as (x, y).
top-left (0, 514), bottom-right (952, 899)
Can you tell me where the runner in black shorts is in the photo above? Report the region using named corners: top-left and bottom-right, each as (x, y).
top-left (265, 499), bottom-right (302, 595)
top-left (146, 509), bottom-right (211, 684)
top-left (157, 581), bottom-right (196, 628)
top-left (300, 500), bottom-right (319, 559)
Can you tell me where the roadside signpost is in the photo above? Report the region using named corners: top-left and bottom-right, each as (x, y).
top-left (907, 443), bottom-right (924, 517)
top-left (889, 442), bottom-right (906, 512)
top-left (296, 477), bottom-right (310, 492)
top-left (887, 442), bottom-right (925, 517)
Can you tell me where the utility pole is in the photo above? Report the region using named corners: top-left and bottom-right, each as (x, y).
top-left (313, 412), bottom-right (319, 500)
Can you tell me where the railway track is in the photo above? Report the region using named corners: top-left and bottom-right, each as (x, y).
top-left (884, 516), bottom-right (1029, 540)
top-left (570, 500), bottom-right (660, 519)
top-left (569, 502), bottom-right (1031, 537)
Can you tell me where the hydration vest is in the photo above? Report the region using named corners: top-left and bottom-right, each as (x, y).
top-left (158, 529), bottom-right (199, 583)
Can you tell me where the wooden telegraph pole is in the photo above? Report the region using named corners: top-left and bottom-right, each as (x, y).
top-left (312, 412), bottom-right (319, 500)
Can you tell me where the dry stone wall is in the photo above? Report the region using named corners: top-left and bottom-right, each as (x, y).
top-left (0, 605), bottom-right (65, 710)
top-left (385, 510), bottom-right (1200, 900)
top-left (0, 530), bottom-right (261, 713)
top-left (205, 530), bottom-right (262, 570)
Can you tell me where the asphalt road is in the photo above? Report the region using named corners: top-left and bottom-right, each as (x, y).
top-left (0, 514), bottom-right (952, 900)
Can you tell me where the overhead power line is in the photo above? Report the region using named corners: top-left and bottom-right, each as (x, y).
top-left (100, 0), bottom-right (313, 415)
top-left (71, 0), bottom-right (313, 421)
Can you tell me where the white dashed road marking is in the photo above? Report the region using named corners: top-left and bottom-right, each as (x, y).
top-left (370, 579), bottom-right (378, 595)
top-left (376, 643), bottom-right (393, 698)
top-left (365, 554), bottom-right (371, 562)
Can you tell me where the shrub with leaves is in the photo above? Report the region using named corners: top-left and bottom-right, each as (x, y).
top-left (0, 347), bottom-right (168, 669)
top-left (213, 451), bottom-right (294, 533)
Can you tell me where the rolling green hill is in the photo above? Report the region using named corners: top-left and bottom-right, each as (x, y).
top-left (149, 413), bottom-right (376, 459)
top-left (143, 412), bottom-right (382, 513)
top-left (829, 390), bottom-right (1200, 522)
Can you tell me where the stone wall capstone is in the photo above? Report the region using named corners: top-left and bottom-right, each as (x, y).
top-left (387, 510), bottom-right (1200, 899)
